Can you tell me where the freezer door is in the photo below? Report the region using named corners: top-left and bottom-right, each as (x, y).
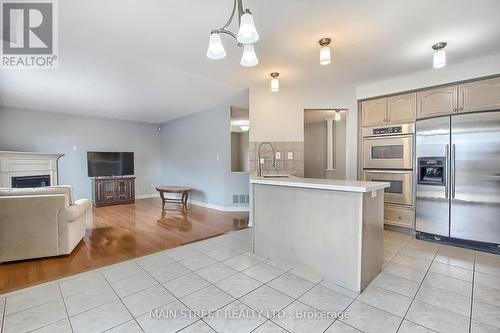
top-left (416, 116), bottom-right (450, 237)
top-left (451, 111), bottom-right (500, 244)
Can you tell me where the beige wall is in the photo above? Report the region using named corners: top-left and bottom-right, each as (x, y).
top-left (249, 83), bottom-right (357, 179)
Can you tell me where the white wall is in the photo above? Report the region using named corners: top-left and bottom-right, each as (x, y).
top-left (357, 52), bottom-right (500, 99)
top-left (0, 107), bottom-right (162, 200)
top-left (249, 83), bottom-right (358, 179)
top-left (160, 105), bottom-right (249, 210)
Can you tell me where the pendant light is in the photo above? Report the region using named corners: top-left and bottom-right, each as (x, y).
top-left (270, 72), bottom-right (279, 92)
top-left (206, 0), bottom-right (259, 67)
top-left (432, 42), bottom-right (447, 68)
top-left (335, 111), bottom-right (341, 121)
top-left (241, 44), bottom-right (258, 67)
top-left (237, 9), bottom-right (259, 44)
top-left (206, 33), bottom-right (226, 59)
top-left (319, 38), bottom-right (332, 65)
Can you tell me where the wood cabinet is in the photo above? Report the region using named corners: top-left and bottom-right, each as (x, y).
top-left (417, 85), bottom-right (458, 119)
top-left (387, 93), bottom-right (416, 124)
top-left (384, 206), bottom-right (415, 229)
top-left (362, 93), bottom-right (416, 127)
top-left (91, 176), bottom-right (135, 207)
top-left (361, 97), bottom-right (387, 126)
top-left (458, 77), bottom-right (500, 113)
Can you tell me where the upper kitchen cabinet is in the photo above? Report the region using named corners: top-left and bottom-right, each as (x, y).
top-left (361, 97), bottom-right (387, 127)
top-left (458, 76), bottom-right (500, 113)
top-left (387, 93), bottom-right (416, 124)
top-left (417, 85), bottom-right (458, 119)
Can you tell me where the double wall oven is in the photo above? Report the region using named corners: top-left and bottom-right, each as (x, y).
top-left (362, 124), bottom-right (415, 228)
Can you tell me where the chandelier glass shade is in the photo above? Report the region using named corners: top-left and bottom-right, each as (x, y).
top-left (206, 33), bottom-right (226, 59)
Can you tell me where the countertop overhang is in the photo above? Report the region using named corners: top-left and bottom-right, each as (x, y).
top-left (250, 176), bottom-right (389, 193)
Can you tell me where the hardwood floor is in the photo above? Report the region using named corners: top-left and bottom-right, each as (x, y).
top-left (0, 198), bottom-right (249, 294)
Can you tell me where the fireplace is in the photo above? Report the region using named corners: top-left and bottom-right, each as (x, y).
top-left (12, 175), bottom-right (51, 188)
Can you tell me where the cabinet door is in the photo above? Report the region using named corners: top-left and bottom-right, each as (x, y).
top-left (101, 180), bottom-right (116, 202)
top-left (417, 85), bottom-right (458, 119)
top-left (458, 77), bottom-right (500, 113)
top-left (362, 97), bottom-right (387, 127)
top-left (387, 93), bottom-right (416, 124)
top-left (115, 180), bottom-right (129, 200)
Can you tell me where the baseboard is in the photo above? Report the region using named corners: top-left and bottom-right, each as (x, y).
top-left (189, 199), bottom-right (250, 212)
top-left (134, 195), bottom-right (249, 212)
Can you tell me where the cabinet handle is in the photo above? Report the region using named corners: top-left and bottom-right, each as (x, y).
top-left (459, 107), bottom-right (464, 111)
top-left (453, 108), bottom-right (458, 113)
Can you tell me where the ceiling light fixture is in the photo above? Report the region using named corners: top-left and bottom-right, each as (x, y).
top-left (335, 111), bottom-right (341, 121)
top-left (432, 42), bottom-right (447, 69)
top-left (206, 0), bottom-right (260, 67)
top-left (270, 72), bottom-right (280, 92)
top-left (319, 38), bottom-right (332, 65)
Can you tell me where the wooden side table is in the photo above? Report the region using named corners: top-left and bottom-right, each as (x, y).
top-left (155, 186), bottom-right (192, 209)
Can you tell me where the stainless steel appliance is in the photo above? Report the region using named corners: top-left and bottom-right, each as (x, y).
top-left (363, 123), bottom-right (415, 228)
top-left (416, 111), bottom-right (500, 248)
top-left (364, 170), bottom-right (413, 206)
top-left (362, 124), bottom-right (414, 170)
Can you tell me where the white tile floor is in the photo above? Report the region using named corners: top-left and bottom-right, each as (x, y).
top-left (1, 228), bottom-right (500, 333)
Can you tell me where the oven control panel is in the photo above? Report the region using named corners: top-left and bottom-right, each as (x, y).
top-left (373, 126), bottom-right (402, 135)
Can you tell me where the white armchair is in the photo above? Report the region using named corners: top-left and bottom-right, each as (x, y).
top-left (0, 186), bottom-right (90, 263)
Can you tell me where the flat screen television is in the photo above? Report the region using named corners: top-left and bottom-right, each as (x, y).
top-left (87, 152), bottom-right (134, 177)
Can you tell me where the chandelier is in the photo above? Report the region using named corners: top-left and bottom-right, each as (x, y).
top-left (206, 0), bottom-right (260, 67)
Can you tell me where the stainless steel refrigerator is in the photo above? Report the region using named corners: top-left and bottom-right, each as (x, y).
top-left (415, 111), bottom-right (500, 246)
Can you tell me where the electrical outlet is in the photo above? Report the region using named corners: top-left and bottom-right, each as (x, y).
top-left (287, 152), bottom-right (293, 160)
top-left (72, 146), bottom-right (77, 151)
top-left (275, 152), bottom-right (281, 160)
top-left (260, 158), bottom-right (265, 164)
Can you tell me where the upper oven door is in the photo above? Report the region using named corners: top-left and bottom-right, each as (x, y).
top-left (364, 170), bottom-right (414, 206)
top-left (363, 134), bottom-right (413, 170)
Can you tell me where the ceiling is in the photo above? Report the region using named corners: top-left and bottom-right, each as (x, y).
top-left (1, 0), bottom-right (500, 123)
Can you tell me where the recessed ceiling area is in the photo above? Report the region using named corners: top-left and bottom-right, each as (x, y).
top-left (1, 0), bottom-right (500, 123)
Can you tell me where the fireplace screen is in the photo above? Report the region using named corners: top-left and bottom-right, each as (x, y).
top-left (12, 175), bottom-right (50, 188)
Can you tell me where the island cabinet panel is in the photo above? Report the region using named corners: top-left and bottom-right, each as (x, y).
top-left (417, 85), bottom-right (458, 119)
top-left (387, 93), bottom-right (416, 124)
top-left (252, 182), bottom-right (385, 293)
top-left (458, 77), bottom-right (500, 113)
top-left (362, 97), bottom-right (387, 127)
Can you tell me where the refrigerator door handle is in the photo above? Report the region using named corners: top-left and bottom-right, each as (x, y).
top-left (452, 143), bottom-right (456, 199)
top-left (445, 144), bottom-right (449, 198)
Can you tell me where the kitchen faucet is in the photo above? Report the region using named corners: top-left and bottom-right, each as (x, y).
top-left (257, 142), bottom-right (276, 177)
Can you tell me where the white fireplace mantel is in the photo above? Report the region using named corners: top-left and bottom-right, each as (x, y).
top-left (0, 151), bottom-right (64, 187)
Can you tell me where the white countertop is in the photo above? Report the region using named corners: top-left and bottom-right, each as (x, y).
top-left (250, 175), bottom-right (389, 193)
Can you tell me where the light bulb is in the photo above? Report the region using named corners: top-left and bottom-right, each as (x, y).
top-left (320, 46), bottom-right (331, 65)
top-left (206, 33), bottom-right (226, 59)
top-left (240, 44), bottom-right (258, 67)
top-left (271, 78), bottom-right (279, 92)
top-left (335, 111), bottom-right (341, 121)
top-left (270, 72), bottom-right (279, 92)
top-left (433, 49), bottom-right (446, 68)
top-left (237, 10), bottom-right (259, 44)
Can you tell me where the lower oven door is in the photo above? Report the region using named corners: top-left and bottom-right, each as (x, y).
top-left (364, 170), bottom-right (414, 206)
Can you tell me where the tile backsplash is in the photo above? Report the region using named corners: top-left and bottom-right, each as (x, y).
top-left (249, 142), bottom-right (304, 177)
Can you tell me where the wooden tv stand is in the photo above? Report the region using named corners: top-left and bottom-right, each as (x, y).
top-left (91, 176), bottom-right (135, 207)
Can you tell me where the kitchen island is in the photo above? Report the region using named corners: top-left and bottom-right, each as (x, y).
top-left (250, 176), bottom-right (389, 292)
